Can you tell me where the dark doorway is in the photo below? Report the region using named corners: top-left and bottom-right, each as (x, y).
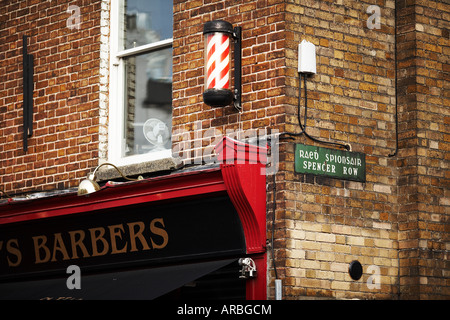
top-left (156, 260), bottom-right (246, 300)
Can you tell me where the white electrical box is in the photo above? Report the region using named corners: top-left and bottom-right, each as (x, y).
top-left (275, 279), bottom-right (282, 300)
top-left (298, 40), bottom-right (316, 74)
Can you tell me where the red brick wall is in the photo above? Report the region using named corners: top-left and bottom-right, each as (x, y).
top-left (0, 0), bottom-right (448, 300)
top-left (172, 0), bottom-right (287, 163)
top-left (396, 0), bottom-right (450, 299)
top-left (276, 0), bottom-right (449, 300)
top-left (0, 0), bottom-right (102, 195)
top-left (278, 0), bottom-right (400, 300)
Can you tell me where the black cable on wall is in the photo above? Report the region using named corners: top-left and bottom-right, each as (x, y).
top-left (284, 72), bottom-right (351, 152)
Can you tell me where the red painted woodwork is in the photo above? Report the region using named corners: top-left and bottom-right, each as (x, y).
top-left (215, 137), bottom-right (267, 254)
top-left (0, 137), bottom-right (267, 299)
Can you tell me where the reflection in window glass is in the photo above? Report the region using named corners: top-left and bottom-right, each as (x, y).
top-left (124, 48), bottom-right (172, 157)
top-left (124, 0), bottom-right (173, 49)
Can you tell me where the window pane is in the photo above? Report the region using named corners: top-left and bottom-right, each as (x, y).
top-left (124, 48), bottom-right (172, 157)
top-left (124, 0), bottom-right (173, 50)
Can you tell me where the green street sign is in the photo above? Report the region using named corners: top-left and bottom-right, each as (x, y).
top-left (294, 144), bottom-right (366, 182)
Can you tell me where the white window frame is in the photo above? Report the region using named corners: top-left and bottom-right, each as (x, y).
top-left (108, 0), bottom-right (173, 166)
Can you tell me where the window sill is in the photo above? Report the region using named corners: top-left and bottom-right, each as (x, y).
top-left (96, 157), bottom-right (183, 182)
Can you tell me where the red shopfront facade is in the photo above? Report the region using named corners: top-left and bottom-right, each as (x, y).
top-left (0, 137), bottom-right (267, 300)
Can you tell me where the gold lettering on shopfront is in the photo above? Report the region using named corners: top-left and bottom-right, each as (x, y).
top-left (33, 235), bottom-right (51, 264)
top-left (150, 218), bottom-right (169, 249)
top-left (68, 230), bottom-right (90, 259)
top-left (6, 239), bottom-right (22, 267)
top-left (127, 221), bottom-right (150, 252)
top-left (51, 233), bottom-right (70, 262)
top-left (1, 218), bottom-right (169, 268)
top-left (89, 227), bottom-right (109, 257)
top-left (109, 224), bottom-right (127, 254)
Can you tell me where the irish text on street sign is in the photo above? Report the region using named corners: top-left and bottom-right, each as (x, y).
top-left (294, 144), bottom-right (365, 182)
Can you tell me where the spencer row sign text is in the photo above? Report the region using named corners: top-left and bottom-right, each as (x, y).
top-left (295, 144), bottom-right (366, 182)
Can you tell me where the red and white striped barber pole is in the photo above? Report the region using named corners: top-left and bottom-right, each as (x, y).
top-left (203, 20), bottom-right (235, 107)
top-left (206, 33), bottom-right (231, 90)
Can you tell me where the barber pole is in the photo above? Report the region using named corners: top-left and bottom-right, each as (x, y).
top-left (206, 33), bottom-right (231, 90)
top-left (203, 20), bottom-right (238, 108)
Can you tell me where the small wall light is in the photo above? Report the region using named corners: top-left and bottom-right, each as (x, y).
top-left (203, 20), bottom-right (241, 110)
top-left (77, 162), bottom-right (143, 196)
top-left (0, 189), bottom-right (11, 199)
